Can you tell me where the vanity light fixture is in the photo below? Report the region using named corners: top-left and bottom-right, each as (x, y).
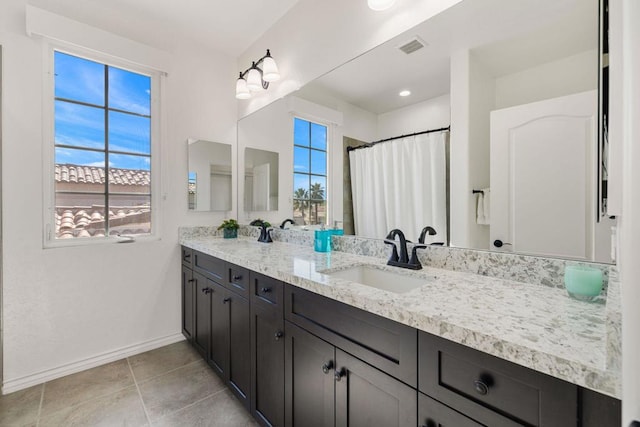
top-left (368, 0), bottom-right (396, 11)
top-left (399, 90), bottom-right (411, 97)
top-left (236, 49), bottom-right (280, 100)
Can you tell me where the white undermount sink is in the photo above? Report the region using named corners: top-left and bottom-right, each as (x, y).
top-left (325, 265), bottom-right (429, 293)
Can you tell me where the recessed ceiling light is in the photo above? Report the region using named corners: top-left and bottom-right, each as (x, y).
top-left (399, 90), bottom-right (411, 97)
top-left (368, 0), bottom-right (396, 11)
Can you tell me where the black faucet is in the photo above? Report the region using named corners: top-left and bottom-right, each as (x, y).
top-left (256, 221), bottom-right (273, 243)
top-left (384, 229), bottom-right (426, 270)
top-left (418, 226), bottom-right (437, 244)
top-left (279, 218), bottom-right (295, 229)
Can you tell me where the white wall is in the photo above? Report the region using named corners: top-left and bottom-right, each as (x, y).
top-left (495, 49), bottom-right (598, 109)
top-left (377, 94), bottom-right (450, 140)
top-left (237, 0), bottom-right (463, 118)
top-left (1, 1), bottom-right (238, 392)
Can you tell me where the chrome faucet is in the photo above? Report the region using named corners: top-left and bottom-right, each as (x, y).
top-left (279, 218), bottom-right (295, 229)
top-left (385, 229), bottom-right (426, 270)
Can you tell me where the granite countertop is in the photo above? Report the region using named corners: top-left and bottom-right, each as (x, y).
top-left (180, 236), bottom-right (621, 398)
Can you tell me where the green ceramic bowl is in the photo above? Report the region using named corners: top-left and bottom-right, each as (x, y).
top-left (564, 265), bottom-right (603, 301)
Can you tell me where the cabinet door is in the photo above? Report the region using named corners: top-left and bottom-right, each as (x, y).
top-left (228, 292), bottom-right (251, 410)
top-left (285, 321), bottom-right (335, 427)
top-left (335, 349), bottom-right (416, 427)
top-left (193, 272), bottom-right (211, 359)
top-left (419, 393), bottom-right (484, 427)
top-left (251, 302), bottom-right (285, 427)
top-left (209, 281), bottom-right (229, 378)
top-left (181, 266), bottom-right (194, 341)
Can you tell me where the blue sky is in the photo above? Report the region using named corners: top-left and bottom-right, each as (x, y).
top-left (54, 51), bottom-right (151, 170)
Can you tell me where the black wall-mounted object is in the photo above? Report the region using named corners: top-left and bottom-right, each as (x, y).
top-left (493, 239), bottom-right (512, 248)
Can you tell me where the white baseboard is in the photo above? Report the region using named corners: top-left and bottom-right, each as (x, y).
top-left (2, 332), bottom-right (185, 395)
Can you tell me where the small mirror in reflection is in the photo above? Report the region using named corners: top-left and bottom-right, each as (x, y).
top-left (244, 148), bottom-right (279, 211)
top-left (187, 139), bottom-right (232, 212)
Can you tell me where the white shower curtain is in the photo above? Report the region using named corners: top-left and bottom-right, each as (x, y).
top-left (349, 131), bottom-right (448, 242)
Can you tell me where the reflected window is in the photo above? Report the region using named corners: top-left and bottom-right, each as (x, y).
top-left (293, 118), bottom-right (327, 225)
top-left (52, 51), bottom-right (154, 240)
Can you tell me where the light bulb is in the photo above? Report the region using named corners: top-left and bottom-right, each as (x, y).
top-left (247, 65), bottom-right (263, 91)
top-left (235, 76), bottom-right (251, 100)
top-left (262, 56), bottom-right (280, 82)
top-left (368, 0), bottom-right (396, 11)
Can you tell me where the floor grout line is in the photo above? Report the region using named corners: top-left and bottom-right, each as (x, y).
top-left (132, 357), bottom-right (203, 387)
top-left (127, 357), bottom-right (153, 427)
top-left (35, 382), bottom-right (45, 427)
top-left (152, 388), bottom-right (228, 424)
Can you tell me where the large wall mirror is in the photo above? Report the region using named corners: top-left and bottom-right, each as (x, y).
top-left (236, 0), bottom-right (614, 263)
top-left (187, 139), bottom-right (232, 212)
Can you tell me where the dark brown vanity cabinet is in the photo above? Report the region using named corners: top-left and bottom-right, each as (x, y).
top-left (250, 272), bottom-right (285, 427)
top-left (208, 279), bottom-right (251, 410)
top-left (181, 250), bottom-right (252, 410)
top-left (284, 321), bottom-right (416, 427)
top-left (180, 247), bottom-right (621, 427)
top-left (181, 265), bottom-right (194, 342)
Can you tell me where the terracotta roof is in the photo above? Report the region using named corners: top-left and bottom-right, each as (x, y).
top-left (55, 164), bottom-right (151, 186)
top-left (55, 206), bottom-right (151, 239)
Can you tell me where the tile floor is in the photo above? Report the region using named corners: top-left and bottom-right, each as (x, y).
top-left (0, 341), bottom-right (259, 426)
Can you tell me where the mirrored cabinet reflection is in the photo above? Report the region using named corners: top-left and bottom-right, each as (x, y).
top-left (244, 148), bottom-right (279, 212)
top-left (187, 139), bottom-right (232, 212)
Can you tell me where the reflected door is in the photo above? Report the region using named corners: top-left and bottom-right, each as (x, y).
top-left (252, 163), bottom-right (270, 211)
top-left (490, 90), bottom-right (596, 260)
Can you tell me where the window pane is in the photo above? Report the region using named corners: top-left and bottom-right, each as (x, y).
top-left (108, 195), bottom-right (151, 236)
top-left (309, 177), bottom-right (326, 201)
top-left (55, 193), bottom-right (106, 239)
top-left (294, 146), bottom-right (309, 173)
top-left (294, 174), bottom-right (309, 197)
top-left (294, 118), bottom-right (310, 147)
top-left (55, 101), bottom-right (105, 149)
top-left (55, 149), bottom-right (106, 194)
top-left (55, 51), bottom-right (105, 106)
top-left (310, 150), bottom-right (326, 175)
top-left (310, 123), bottom-right (327, 150)
top-left (108, 66), bottom-right (151, 116)
top-left (109, 111), bottom-right (150, 154)
top-left (109, 154), bottom-right (151, 192)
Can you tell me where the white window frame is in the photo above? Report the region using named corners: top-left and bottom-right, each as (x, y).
top-left (292, 115), bottom-right (332, 226)
top-left (42, 41), bottom-right (163, 248)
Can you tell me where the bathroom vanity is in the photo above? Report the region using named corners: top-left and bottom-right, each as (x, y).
top-left (179, 234), bottom-right (620, 427)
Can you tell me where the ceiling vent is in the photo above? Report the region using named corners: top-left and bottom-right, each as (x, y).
top-left (397, 37), bottom-right (427, 55)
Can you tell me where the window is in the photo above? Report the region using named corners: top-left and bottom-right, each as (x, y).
top-left (293, 117), bottom-right (328, 225)
top-left (50, 50), bottom-right (157, 242)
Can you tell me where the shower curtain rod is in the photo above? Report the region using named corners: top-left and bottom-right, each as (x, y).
top-left (346, 126), bottom-right (450, 152)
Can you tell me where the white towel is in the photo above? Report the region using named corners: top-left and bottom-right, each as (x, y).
top-left (476, 188), bottom-right (490, 225)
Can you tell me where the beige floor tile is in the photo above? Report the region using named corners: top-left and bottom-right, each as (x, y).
top-left (138, 360), bottom-right (225, 421)
top-left (128, 341), bottom-right (200, 382)
top-left (40, 359), bottom-right (134, 417)
top-left (0, 384), bottom-right (42, 426)
top-left (38, 386), bottom-right (148, 427)
top-left (154, 390), bottom-right (258, 427)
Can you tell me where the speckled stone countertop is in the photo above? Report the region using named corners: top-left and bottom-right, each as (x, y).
top-left (179, 236), bottom-right (621, 398)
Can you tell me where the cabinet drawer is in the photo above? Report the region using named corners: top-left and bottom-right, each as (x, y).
top-left (227, 263), bottom-right (250, 298)
top-left (193, 251), bottom-right (225, 282)
top-left (181, 246), bottom-right (193, 267)
top-left (285, 285), bottom-right (417, 387)
top-left (251, 272), bottom-right (283, 308)
top-left (419, 332), bottom-right (577, 427)
top-left (419, 392), bottom-right (483, 427)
